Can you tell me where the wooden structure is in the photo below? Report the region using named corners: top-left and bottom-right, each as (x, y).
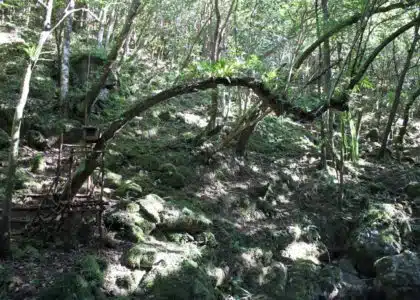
top-left (1, 126), bottom-right (108, 240)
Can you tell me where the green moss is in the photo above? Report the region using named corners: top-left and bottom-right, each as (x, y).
top-left (75, 255), bottom-right (106, 286)
top-left (115, 180), bottom-right (143, 197)
top-left (148, 259), bottom-right (217, 300)
top-left (39, 272), bottom-right (93, 300)
top-left (121, 245), bottom-right (157, 269)
top-left (116, 225), bottom-right (145, 243)
top-left (134, 154), bottom-right (161, 171)
top-left (30, 153), bottom-right (45, 173)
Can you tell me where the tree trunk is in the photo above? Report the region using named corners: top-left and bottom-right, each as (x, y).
top-left (0, 0), bottom-right (54, 258)
top-left (85, 0), bottom-right (142, 116)
top-left (105, 7), bottom-right (117, 48)
top-left (379, 24), bottom-right (419, 158)
top-left (205, 0), bottom-right (222, 132)
top-left (235, 122), bottom-right (257, 157)
top-left (97, 6), bottom-right (108, 47)
top-left (396, 87), bottom-right (420, 147)
top-left (60, 0), bottom-right (75, 116)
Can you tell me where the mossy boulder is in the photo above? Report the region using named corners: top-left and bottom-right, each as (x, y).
top-left (405, 182), bottom-right (420, 198)
top-left (159, 207), bottom-right (212, 234)
top-left (374, 250), bottom-right (420, 299)
top-left (366, 128), bottom-right (380, 142)
top-left (115, 180), bottom-right (143, 197)
top-left (30, 153), bottom-right (46, 173)
top-left (104, 210), bottom-right (155, 242)
top-left (121, 245), bottom-right (157, 269)
top-left (115, 270), bottom-right (144, 292)
top-left (157, 163), bottom-right (185, 189)
top-left (147, 259), bottom-right (218, 300)
top-left (349, 203), bottom-right (408, 276)
top-left (284, 260), bottom-right (341, 300)
top-left (104, 170), bottom-right (122, 189)
top-left (26, 130), bottom-right (48, 151)
top-left (137, 194), bottom-right (166, 223)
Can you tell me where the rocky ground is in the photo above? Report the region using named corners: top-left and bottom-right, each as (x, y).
top-left (1, 100), bottom-right (420, 300)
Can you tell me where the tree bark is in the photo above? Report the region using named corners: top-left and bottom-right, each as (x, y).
top-left (59, 76), bottom-right (350, 201)
top-left (60, 0), bottom-right (75, 116)
top-left (97, 6), bottom-right (108, 47)
top-left (85, 0), bottom-right (142, 116)
top-left (0, 0), bottom-right (54, 258)
top-left (105, 7), bottom-right (117, 48)
top-left (378, 24), bottom-right (419, 158)
top-left (395, 87), bottom-right (420, 148)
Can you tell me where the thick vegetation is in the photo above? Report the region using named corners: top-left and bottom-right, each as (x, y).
top-left (0, 0), bottom-right (420, 299)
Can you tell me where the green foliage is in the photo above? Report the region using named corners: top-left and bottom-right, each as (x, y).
top-left (148, 259), bottom-right (218, 300)
top-left (39, 255), bottom-right (107, 300)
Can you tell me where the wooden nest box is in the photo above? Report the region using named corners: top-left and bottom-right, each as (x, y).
top-left (82, 126), bottom-right (100, 143)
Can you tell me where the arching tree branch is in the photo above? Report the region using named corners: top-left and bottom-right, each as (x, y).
top-left (59, 76), bottom-right (349, 200)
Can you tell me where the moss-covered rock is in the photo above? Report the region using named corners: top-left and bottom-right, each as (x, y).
top-left (121, 245), bottom-right (157, 269)
top-left (157, 163), bottom-right (185, 189)
top-left (147, 259), bottom-right (218, 300)
top-left (405, 182), bottom-right (420, 198)
top-left (349, 203), bottom-right (407, 276)
top-left (39, 272), bottom-right (93, 300)
top-left (284, 260), bottom-right (321, 299)
top-left (115, 180), bottom-right (143, 197)
top-left (104, 210), bottom-right (155, 242)
top-left (137, 194), bottom-right (166, 223)
top-left (26, 130), bottom-right (48, 151)
top-left (159, 207), bottom-right (212, 234)
top-left (104, 170), bottom-right (123, 189)
top-left (374, 250), bottom-right (420, 299)
top-left (30, 153), bottom-right (46, 173)
top-left (195, 231), bottom-right (218, 247)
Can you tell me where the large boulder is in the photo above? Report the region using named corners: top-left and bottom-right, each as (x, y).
top-left (26, 130), bottom-right (48, 150)
top-left (366, 128), bottom-right (380, 142)
top-left (103, 170), bottom-right (122, 189)
top-left (121, 245), bottom-right (157, 270)
top-left (374, 251), bottom-right (420, 299)
top-left (145, 259), bottom-right (218, 300)
top-left (104, 209), bottom-right (155, 243)
top-left (349, 203), bottom-right (408, 276)
top-left (158, 207), bottom-right (212, 234)
top-left (137, 194), bottom-right (166, 223)
top-left (405, 182), bottom-right (420, 198)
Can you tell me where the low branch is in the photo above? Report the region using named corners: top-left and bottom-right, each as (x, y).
top-left (59, 76), bottom-right (349, 201)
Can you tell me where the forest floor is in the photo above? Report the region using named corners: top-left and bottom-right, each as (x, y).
top-left (1, 97), bottom-right (420, 300)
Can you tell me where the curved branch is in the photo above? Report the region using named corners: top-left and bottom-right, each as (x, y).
top-left (293, 1), bottom-right (416, 70)
top-left (59, 76), bottom-right (349, 200)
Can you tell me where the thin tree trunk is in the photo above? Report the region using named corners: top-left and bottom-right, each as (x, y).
top-left (84, 0), bottom-right (142, 116)
top-left (105, 7), bottom-right (117, 48)
top-left (0, 0), bottom-right (54, 258)
top-left (60, 0), bottom-right (75, 116)
top-left (97, 6), bottom-right (108, 47)
top-left (379, 24), bottom-right (419, 158)
top-left (396, 87), bottom-right (420, 147)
